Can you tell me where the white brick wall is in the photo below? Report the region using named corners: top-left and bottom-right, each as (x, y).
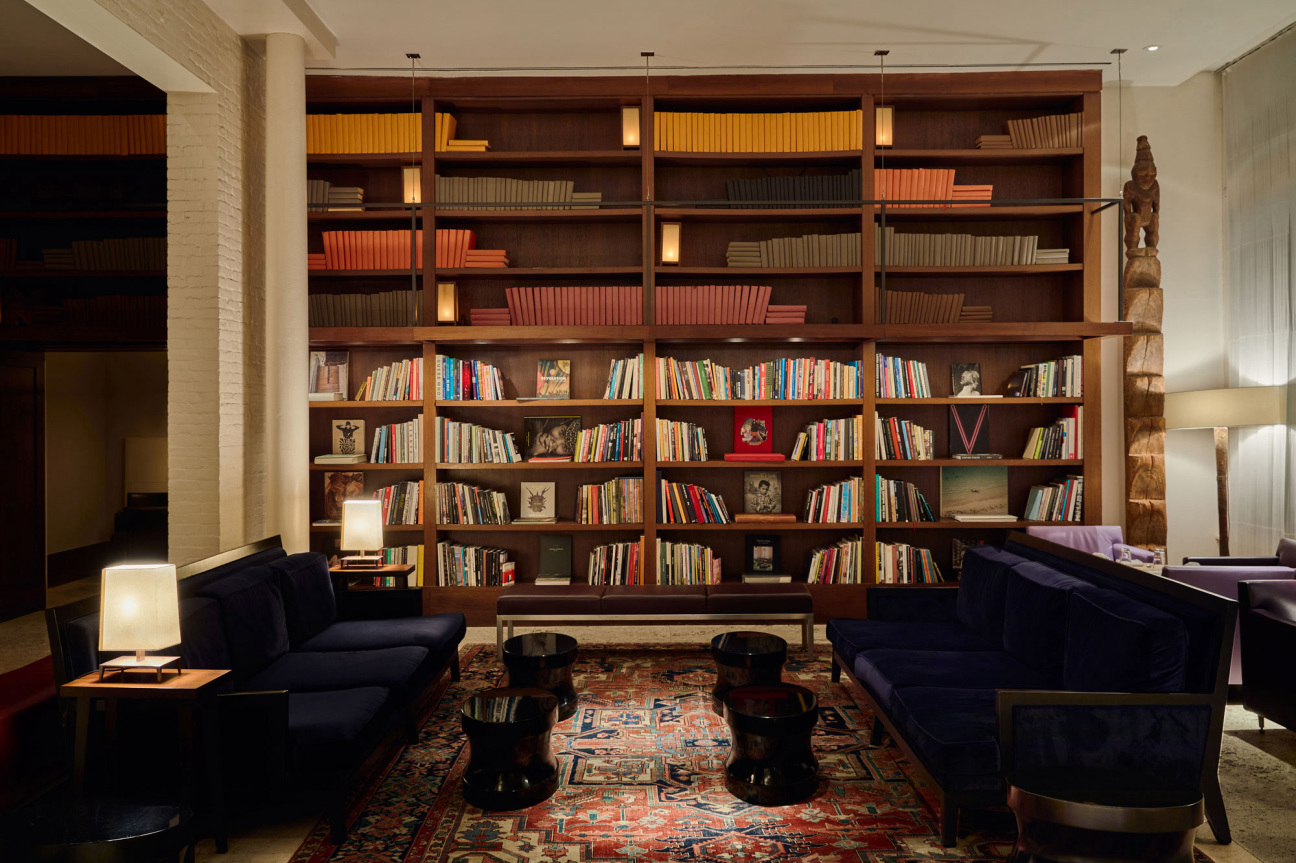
top-left (93, 0), bottom-right (267, 564)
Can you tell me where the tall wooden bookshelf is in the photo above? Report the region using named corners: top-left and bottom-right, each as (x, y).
top-left (305, 72), bottom-right (1129, 625)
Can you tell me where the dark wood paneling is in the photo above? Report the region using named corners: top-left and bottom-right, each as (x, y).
top-left (0, 353), bottom-right (43, 621)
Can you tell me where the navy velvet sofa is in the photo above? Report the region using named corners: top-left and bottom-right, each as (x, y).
top-left (827, 532), bottom-right (1234, 847)
top-left (46, 536), bottom-right (466, 844)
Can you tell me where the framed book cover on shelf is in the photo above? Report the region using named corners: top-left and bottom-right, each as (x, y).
top-left (743, 471), bottom-right (782, 515)
top-left (309, 351), bottom-right (349, 398)
top-left (940, 466), bottom-right (1009, 519)
top-left (323, 471), bottom-right (365, 521)
top-left (517, 481), bottom-right (557, 523)
top-left (733, 406), bottom-right (773, 455)
top-left (535, 359), bottom-right (571, 399)
top-left (948, 405), bottom-right (990, 457)
top-left (951, 363), bottom-right (982, 397)
top-left (332, 418), bottom-right (366, 456)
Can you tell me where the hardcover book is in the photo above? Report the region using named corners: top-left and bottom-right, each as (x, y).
top-left (535, 359), bottom-right (571, 399)
top-left (309, 350), bottom-right (349, 397)
top-left (517, 481), bottom-right (557, 522)
top-left (332, 418), bottom-right (366, 456)
top-left (732, 406), bottom-right (773, 455)
top-left (524, 416), bottom-right (581, 460)
top-left (538, 534), bottom-right (573, 580)
top-left (947, 404), bottom-right (989, 456)
top-left (744, 533), bottom-right (785, 577)
top-left (743, 470), bottom-right (782, 514)
top-left (951, 362), bottom-right (982, 397)
top-left (939, 466), bottom-right (1009, 518)
top-left (322, 471), bottom-right (365, 521)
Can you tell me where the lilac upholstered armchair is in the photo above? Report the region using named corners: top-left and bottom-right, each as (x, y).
top-left (1024, 524), bottom-right (1156, 563)
top-left (1183, 536), bottom-right (1296, 568)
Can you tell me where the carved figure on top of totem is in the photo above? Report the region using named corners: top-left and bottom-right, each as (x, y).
top-left (1122, 135), bottom-right (1159, 255)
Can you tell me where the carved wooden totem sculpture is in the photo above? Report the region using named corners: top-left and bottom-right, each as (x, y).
top-left (1122, 136), bottom-right (1167, 548)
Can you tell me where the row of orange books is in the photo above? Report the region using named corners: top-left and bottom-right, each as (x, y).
top-left (464, 249), bottom-right (508, 268)
top-left (306, 112), bottom-right (440, 154)
top-left (317, 229), bottom-right (495, 270)
top-left (873, 169), bottom-right (992, 208)
top-left (652, 284), bottom-right (772, 325)
top-left (654, 110), bottom-right (865, 153)
top-left (505, 285), bottom-right (644, 326)
top-left (766, 304), bottom-right (807, 324)
top-left (0, 115), bottom-right (164, 155)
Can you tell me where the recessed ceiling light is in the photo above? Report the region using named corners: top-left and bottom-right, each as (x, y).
top-left (1145, 45), bottom-right (1160, 51)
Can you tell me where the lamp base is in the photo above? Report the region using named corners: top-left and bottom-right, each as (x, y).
top-left (341, 554), bottom-right (383, 569)
top-left (98, 655), bottom-right (182, 683)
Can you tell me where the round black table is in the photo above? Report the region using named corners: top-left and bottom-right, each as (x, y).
top-left (1007, 767), bottom-right (1205, 863)
top-left (710, 631), bottom-right (787, 715)
top-left (460, 687), bottom-right (560, 810)
top-left (0, 801), bottom-right (195, 862)
top-left (722, 683), bottom-right (819, 806)
top-left (502, 632), bottom-right (579, 720)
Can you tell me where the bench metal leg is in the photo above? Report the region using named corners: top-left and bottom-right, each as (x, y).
top-left (496, 617), bottom-right (505, 660)
top-left (802, 616), bottom-right (814, 656)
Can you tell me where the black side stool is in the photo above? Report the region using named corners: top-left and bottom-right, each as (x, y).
top-left (710, 631), bottom-right (787, 715)
top-left (723, 683), bottom-right (819, 806)
top-left (1007, 767), bottom-right (1205, 863)
top-left (502, 632), bottom-right (579, 720)
top-left (0, 801), bottom-right (196, 862)
top-left (460, 687), bottom-right (560, 810)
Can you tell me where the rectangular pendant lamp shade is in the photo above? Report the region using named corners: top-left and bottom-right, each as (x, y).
top-left (436, 282), bottom-right (457, 323)
top-left (622, 106), bottom-right (641, 148)
top-left (99, 564), bottom-right (180, 652)
top-left (875, 106), bottom-right (894, 147)
top-left (660, 222), bottom-right (681, 265)
top-left (403, 166), bottom-right (421, 203)
top-left (341, 499), bottom-right (384, 551)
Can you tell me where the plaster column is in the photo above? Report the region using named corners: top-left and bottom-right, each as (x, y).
top-left (265, 32), bottom-right (309, 552)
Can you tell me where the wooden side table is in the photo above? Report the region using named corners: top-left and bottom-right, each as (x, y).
top-left (60, 668), bottom-right (230, 853)
top-left (329, 562), bottom-right (417, 590)
top-left (331, 563), bottom-right (420, 620)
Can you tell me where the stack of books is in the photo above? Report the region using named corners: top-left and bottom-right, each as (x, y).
top-left (726, 233), bottom-right (862, 268)
top-left (464, 249), bottom-right (509, 268)
top-left (874, 355), bottom-right (932, 398)
top-left (603, 354), bottom-right (644, 399)
top-left (327, 186), bottom-right (364, 212)
top-left (804, 476), bottom-right (862, 524)
top-left (1022, 407), bottom-right (1084, 460)
top-left (370, 415), bottom-right (423, 464)
top-left (655, 418), bottom-right (709, 462)
top-left (876, 541), bottom-right (943, 584)
top-left (653, 110), bottom-right (864, 152)
top-left (505, 286), bottom-right (644, 326)
top-left (436, 542), bottom-right (514, 587)
top-left (960, 306), bottom-right (993, 323)
top-left (656, 539), bottom-right (722, 585)
top-left (874, 416), bottom-right (934, 460)
top-left (41, 248), bottom-right (74, 269)
top-left (588, 539), bottom-right (644, 586)
top-left (434, 418), bottom-right (522, 464)
top-left (354, 358), bottom-right (423, 401)
top-left (806, 536), bottom-right (863, 584)
top-left (658, 479), bottom-right (730, 524)
top-left (875, 226), bottom-right (1046, 266)
top-left (572, 192), bottom-right (602, 209)
top-left (307, 180), bottom-right (332, 211)
top-left (306, 112), bottom-right (427, 154)
top-left (765, 305), bottom-right (806, 324)
top-left (792, 414), bottom-right (866, 461)
top-left (435, 482), bottom-right (512, 525)
top-left (724, 170), bottom-right (862, 208)
top-left (308, 290), bottom-right (421, 327)
top-left (0, 115), bottom-right (166, 155)
top-left (1006, 113), bottom-right (1084, 149)
top-left (307, 253), bottom-right (326, 270)
top-left (875, 476), bottom-right (937, 522)
top-left (372, 481), bottom-right (423, 525)
top-left (1035, 248), bottom-right (1071, 264)
top-left (577, 476), bottom-right (643, 524)
top-left (951, 185), bottom-right (994, 207)
top-left (468, 308), bottom-right (511, 326)
top-left (444, 138), bottom-right (491, 152)
top-left (574, 418), bottom-right (642, 463)
top-left (975, 134), bottom-right (1013, 149)
top-left (654, 284), bottom-right (773, 325)
top-left (655, 356), bottom-right (863, 400)
top-left (434, 355), bottom-right (505, 400)
top-left (1025, 475), bottom-right (1084, 522)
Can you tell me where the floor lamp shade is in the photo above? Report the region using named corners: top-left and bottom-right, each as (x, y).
top-left (1164, 386), bottom-right (1287, 430)
top-left (341, 499), bottom-right (384, 551)
top-left (99, 564), bottom-right (180, 652)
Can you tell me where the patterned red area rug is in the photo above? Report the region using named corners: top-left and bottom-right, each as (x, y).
top-left (291, 643), bottom-right (1021, 862)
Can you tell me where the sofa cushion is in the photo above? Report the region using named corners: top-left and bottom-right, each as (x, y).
top-left (178, 545), bottom-right (287, 598)
top-left (498, 585), bottom-right (604, 614)
top-left (269, 553), bottom-right (337, 647)
top-left (1003, 562), bottom-right (1092, 676)
top-left (246, 646), bottom-right (428, 702)
top-left (706, 583), bottom-right (812, 613)
top-left (1063, 588), bottom-right (1189, 692)
top-left (287, 687), bottom-right (394, 771)
top-left (854, 648), bottom-right (1054, 711)
top-left (601, 586), bottom-right (706, 614)
top-left (177, 597), bottom-right (230, 671)
top-left (198, 565), bottom-right (290, 677)
top-left (827, 619), bottom-right (996, 668)
top-left (957, 546), bottom-right (1027, 645)
top-left (1278, 537), bottom-right (1296, 569)
top-left (297, 613), bottom-right (466, 655)
top-left (888, 686), bottom-right (1002, 791)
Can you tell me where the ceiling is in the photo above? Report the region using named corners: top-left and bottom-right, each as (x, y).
top-left (0, 0), bottom-right (130, 76)
top-left (304, 0), bottom-right (1296, 87)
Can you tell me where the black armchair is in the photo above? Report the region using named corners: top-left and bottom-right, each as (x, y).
top-left (1238, 579), bottom-right (1296, 731)
top-left (1185, 536), bottom-right (1296, 567)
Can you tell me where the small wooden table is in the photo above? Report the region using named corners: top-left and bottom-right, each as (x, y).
top-left (61, 668), bottom-right (230, 853)
top-left (329, 562), bottom-right (417, 589)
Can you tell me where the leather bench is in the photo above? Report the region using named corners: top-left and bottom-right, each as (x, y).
top-left (496, 584), bottom-right (815, 658)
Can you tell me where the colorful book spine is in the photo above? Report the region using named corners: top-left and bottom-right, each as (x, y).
top-left (436, 541), bottom-right (513, 587)
top-left (587, 539), bottom-right (644, 586)
top-left (369, 414), bottom-right (423, 464)
top-left (657, 480), bottom-right (731, 524)
top-left (874, 476), bottom-right (937, 523)
top-left (576, 476), bottom-right (643, 525)
top-left (874, 355), bottom-right (932, 399)
top-left (434, 482), bottom-right (512, 525)
top-left (807, 536), bottom-right (864, 584)
top-left (875, 541), bottom-right (943, 584)
top-left (354, 358), bottom-right (423, 401)
top-left (433, 355), bottom-right (504, 401)
top-left (575, 418), bottom-right (643, 463)
top-left (371, 481), bottom-right (423, 525)
top-left (872, 416), bottom-right (934, 460)
top-left (792, 415), bottom-right (866, 461)
top-left (603, 354), bottom-right (644, 400)
top-left (803, 476), bottom-right (863, 524)
top-left (434, 418), bottom-right (522, 464)
top-left (655, 419), bottom-right (709, 462)
top-left (656, 356), bottom-right (862, 400)
top-left (656, 539), bottom-right (722, 585)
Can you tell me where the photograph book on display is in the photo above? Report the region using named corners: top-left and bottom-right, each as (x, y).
top-left (732, 406), bottom-right (774, 456)
top-left (331, 418), bottom-right (366, 456)
top-left (743, 471), bottom-right (782, 515)
top-left (309, 351), bottom-right (349, 398)
top-left (743, 534), bottom-right (789, 582)
top-left (523, 416), bottom-right (581, 461)
top-left (322, 471), bottom-right (364, 521)
top-left (517, 481), bottom-right (557, 523)
top-left (939, 466), bottom-right (1012, 521)
top-left (951, 362), bottom-right (982, 397)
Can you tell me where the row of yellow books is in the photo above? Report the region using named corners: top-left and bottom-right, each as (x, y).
top-left (0, 115), bottom-right (164, 155)
top-left (307, 112), bottom-right (485, 154)
top-left (654, 110), bottom-right (865, 153)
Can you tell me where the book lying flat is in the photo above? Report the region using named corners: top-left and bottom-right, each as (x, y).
top-left (313, 454), bottom-right (368, 464)
top-left (950, 514), bottom-right (1017, 522)
top-left (723, 453), bottom-right (786, 461)
top-left (734, 513), bottom-right (797, 523)
top-left (308, 392), bottom-right (345, 401)
top-left (742, 573), bottom-right (792, 583)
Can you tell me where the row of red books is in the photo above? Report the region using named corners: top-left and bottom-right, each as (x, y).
top-left (504, 285), bottom-right (645, 326)
top-left (766, 304), bottom-right (807, 324)
top-left (468, 308), bottom-right (511, 326)
top-left (653, 284), bottom-right (771, 325)
top-left (315, 230), bottom-right (509, 271)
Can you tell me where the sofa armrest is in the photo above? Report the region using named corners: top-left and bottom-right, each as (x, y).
top-left (996, 690), bottom-right (1215, 792)
top-left (217, 690), bottom-right (288, 796)
top-left (866, 586), bottom-right (959, 622)
top-left (1183, 555), bottom-right (1280, 567)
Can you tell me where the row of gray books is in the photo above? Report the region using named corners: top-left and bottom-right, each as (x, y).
top-left (875, 226), bottom-right (1067, 267)
top-left (434, 175), bottom-right (602, 210)
top-left (308, 289), bottom-right (421, 327)
top-left (723, 169), bottom-right (861, 208)
top-left (727, 233), bottom-right (863, 268)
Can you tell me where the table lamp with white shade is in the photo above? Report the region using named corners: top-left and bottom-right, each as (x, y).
top-left (341, 498), bottom-right (384, 568)
top-left (98, 563), bottom-right (182, 681)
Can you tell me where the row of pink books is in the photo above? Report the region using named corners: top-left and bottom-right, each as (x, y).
top-left (766, 304), bottom-right (806, 324)
top-left (313, 229), bottom-right (510, 271)
top-left (653, 284), bottom-right (772, 325)
top-left (504, 285), bottom-right (645, 326)
top-left (468, 308), bottom-right (511, 326)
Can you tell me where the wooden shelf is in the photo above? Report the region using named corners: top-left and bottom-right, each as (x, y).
top-left (307, 152), bottom-right (421, 167)
top-left (434, 266), bottom-right (644, 278)
top-left (310, 523), bottom-right (424, 532)
top-left (654, 207), bottom-right (862, 222)
top-left (309, 463), bottom-right (423, 471)
top-left (657, 399), bottom-right (865, 407)
top-left (309, 328), bottom-right (423, 347)
top-left (0, 153), bottom-right (163, 162)
top-left (0, 210), bottom-right (165, 219)
top-left (664, 460), bottom-right (865, 469)
top-left (0, 326), bottom-right (164, 348)
top-left (876, 459), bottom-right (1083, 467)
top-left (654, 150), bottom-right (863, 166)
top-left (428, 326), bottom-right (648, 344)
top-left (657, 522), bottom-right (864, 531)
top-left (875, 204), bottom-right (1082, 220)
top-left (0, 270), bottom-right (164, 279)
top-left (877, 148), bottom-right (1083, 164)
top-left (877, 264), bottom-right (1082, 277)
top-left (308, 210), bottom-right (418, 222)
top-left (877, 520), bottom-right (1073, 530)
top-left (875, 397), bottom-right (1082, 405)
top-left (664, 266), bottom-right (860, 277)
top-left (878, 323), bottom-right (1131, 342)
top-left (308, 400), bottom-right (421, 409)
top-left (435, 399), bottom-right (642, 408)
top-left (433, 150), bottom-right (641, 166)
top-left (435, 461), bottom-right (643, 470)
top-left (652, 325), bottom-right (868, 343)
top-left (434, 208), bottom-right (643, 223)
top-left (438, 521), bottom-right (644, 532)
top-left (308, 269), bottom-right (421, 278)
